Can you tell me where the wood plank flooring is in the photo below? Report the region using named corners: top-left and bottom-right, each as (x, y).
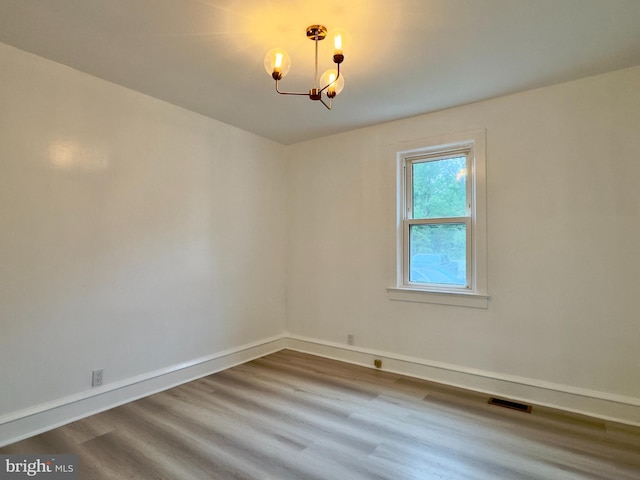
top-left (2, 350), bottom-right (639, 479)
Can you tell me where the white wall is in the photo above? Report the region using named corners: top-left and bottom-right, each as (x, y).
top-left (286, 65), bottom-right (640, 423)
top-left (2, 39), bottom-right (640, 441)
top-left (0, 43), bottom-right (287, 429)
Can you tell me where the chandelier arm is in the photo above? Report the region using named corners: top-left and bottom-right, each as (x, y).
top-left (319, 97), bottom-right (332, 110)
top-left (275, 79), bottom-right (310, 96)
top-left (318, 63), bottom-right (341, 95)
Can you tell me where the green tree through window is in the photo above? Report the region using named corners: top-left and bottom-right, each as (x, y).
top-left (412, 156), bottom-right (467, 219)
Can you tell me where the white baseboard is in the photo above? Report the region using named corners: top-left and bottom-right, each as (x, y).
top-left (3, 332), bottom-right (639, 447)
top-left (284, 334), bottom-right (640, 427)
top-left (0, 335), bottom-right (287, 447)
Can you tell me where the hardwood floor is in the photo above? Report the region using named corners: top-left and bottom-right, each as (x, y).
top-left (2, 350), bottom-right (639, 479)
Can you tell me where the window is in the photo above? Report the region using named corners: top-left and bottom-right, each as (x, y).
top-left (405, 151), bottom-right (470, 288)
top-left (388, 130), bottom-right (488, 308)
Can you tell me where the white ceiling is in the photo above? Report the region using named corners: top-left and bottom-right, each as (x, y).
top-left (1, 0), bottom-right (639, 144)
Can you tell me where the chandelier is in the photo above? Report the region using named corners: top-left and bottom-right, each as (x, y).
top-left (264, 25), bottom-right (345, 110)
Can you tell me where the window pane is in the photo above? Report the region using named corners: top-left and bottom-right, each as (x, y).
top-left (412, 156), bottom-right (467, 219)
top-left (409, 224), bottom-right (466, 285)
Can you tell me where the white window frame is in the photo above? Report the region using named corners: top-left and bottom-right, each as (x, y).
top-left (388, 129), bottom-right (489, 308)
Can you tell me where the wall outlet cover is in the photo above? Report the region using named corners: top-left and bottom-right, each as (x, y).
top-left (92, 369), bottom-right (103, 387)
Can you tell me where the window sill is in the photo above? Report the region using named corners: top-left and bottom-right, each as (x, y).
top-left (387, 287), bottom-right (489, 308)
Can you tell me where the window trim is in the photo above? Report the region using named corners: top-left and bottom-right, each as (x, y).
top-left (388, 129), bottom-right (489, 308)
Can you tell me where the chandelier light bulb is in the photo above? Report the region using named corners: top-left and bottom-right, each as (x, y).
top-left (334, 33), bottom-right (343, 54)
top-left (264, 48), bottom-right (291, 80)
top-left (329, 28), bottom-right (349, 63)
top-left (320, 69), bottom-right (344, 97)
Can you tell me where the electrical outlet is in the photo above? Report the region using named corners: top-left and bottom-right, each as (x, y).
top-left (347, 334), bottom-right (354, 345)
top-left (92, 369), bottom-right (103, 387)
